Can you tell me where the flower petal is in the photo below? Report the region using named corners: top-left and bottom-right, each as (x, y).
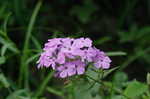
top-left (59, 71), bottom-right (67, 78)
top-left (67, 68), bottom-right (76, 76)
top-left (77, 67), bottom-right (85, 75)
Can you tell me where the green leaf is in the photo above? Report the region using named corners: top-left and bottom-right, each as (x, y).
top-left (0, 56), bottom-right (6, 65)
top-left (106, 51), bottom-right (127, 56)
top-left (113, 72), bottom-right (128, 88)
top-left (1, 45), bottom-right (8, 56)
top-left (0, 36), bottom-right (7, 44)
top-left (0, 30), bottom-right (7, 37)
top-left (124, 80), bottom-right (148, 98)
top-left (119, 25), bottom-right (150, 43)
top-left (86, 67), bottom-right (99, 82)
top-left (74, 83), bottom-right (101, 99)
top-left (94, 37), bottom-right (111, 45)
top-left (26, 53), bottom-right (40, 65)
top-left (0, 36), bottom-right (19, 54)
top-left (47, 87), bottom-right (64, 97)
top-left (0, 73), bottom-right (10, 88)
top-left (103, 67), bottom-right (119, 78)
top-left (6, 89), bottom-right (31, 99)
top-left (136, 26), bottom-right (150, 40)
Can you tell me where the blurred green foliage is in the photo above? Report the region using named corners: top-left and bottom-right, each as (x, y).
top-left (0, 0), bottom-right (150, 99)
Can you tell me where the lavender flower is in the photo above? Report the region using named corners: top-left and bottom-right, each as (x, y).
top-left (55, 60), bottom-right (85, 78)
top-left (37, 37), bottom-right (111, 78)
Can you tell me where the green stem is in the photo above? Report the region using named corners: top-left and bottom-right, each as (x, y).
top-left (19, 0), bottom-right (42, 88)
top-left (34, 71), bottom-right (54, 97)
top-left (47, 87), bottom-right (64, 97)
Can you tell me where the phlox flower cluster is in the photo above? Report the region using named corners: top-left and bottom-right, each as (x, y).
top-left (37, 38), bottom-right (111, 78)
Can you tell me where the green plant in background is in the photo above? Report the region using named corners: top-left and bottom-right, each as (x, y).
top-left (118, 25), bottom-right (150, 71)
top-left (19, 0), bottom-right (42, 88)
top-left (70, 0), bottom-right (97, 23)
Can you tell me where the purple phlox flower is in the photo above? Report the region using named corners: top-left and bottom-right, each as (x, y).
top-left (101, 56), bottom-right (112, 69)
top-left (73, 60), bottom-right (85, 75)
top-left (72, 38), bottom-right (92, 48)
top-left (56, 52), bottom-right (66, 64)
top-left (81, 47), bottom-right (97, 62)
top-left (37, 37), bottom-right (111, 78)
top-left (56, 60), bottom-right (85, 78)
top-left (93, 50), bottom-right (111, 69)
top-left (37, 52), bottom-right (56, 69)
top-left (60, 38), bottom-right (75, 53)
top-left (43, 38), bottom-right (62, 50)
top-left (57, 62), bottom-right (76, 78)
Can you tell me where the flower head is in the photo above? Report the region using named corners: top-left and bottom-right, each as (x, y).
top-left (37, 37), bottom-right (111, 78)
